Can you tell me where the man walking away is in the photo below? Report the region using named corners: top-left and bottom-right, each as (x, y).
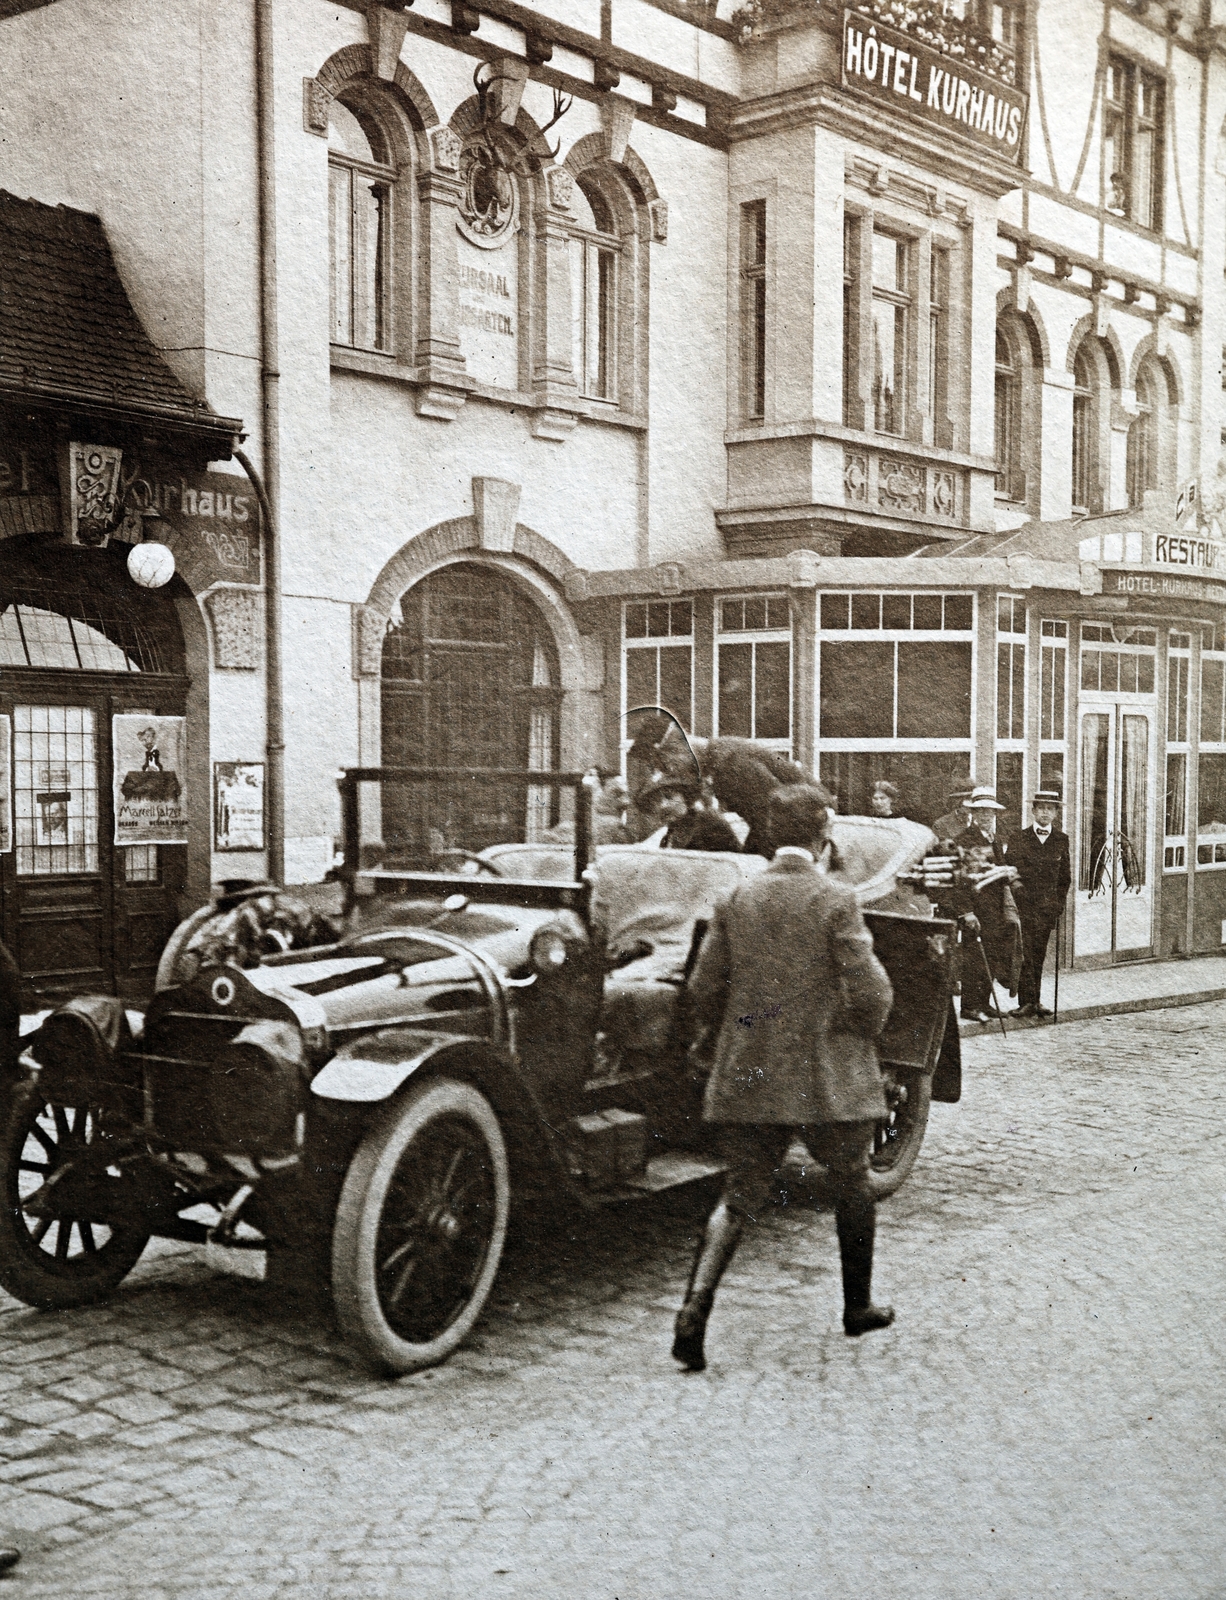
top-left (1005, 790), bottom-right (1071, 1018)
top-left (673, 785), bottom-right (895, 1372)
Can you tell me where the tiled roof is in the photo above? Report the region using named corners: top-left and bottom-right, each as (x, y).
top-left (0, 191), bottom-right (240, 441)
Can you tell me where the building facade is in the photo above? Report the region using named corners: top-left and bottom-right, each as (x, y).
top-left (3, 0), bottom-right (1226, 997)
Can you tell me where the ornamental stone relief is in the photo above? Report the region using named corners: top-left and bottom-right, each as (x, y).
top-left (843, 452), bottom-right (868, 503)
top-left (205, 589), bottom-right (261, 672)
top-left (878, 457), bottom-right (924, 514)
top-left (931, 470), bottom-right (957, 520)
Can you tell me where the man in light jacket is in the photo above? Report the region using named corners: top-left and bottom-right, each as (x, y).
top-left (673, 785), bottom-right (895, 1372)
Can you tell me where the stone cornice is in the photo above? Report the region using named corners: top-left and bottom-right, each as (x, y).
top-left (730, 82), bottom-right (1025, 198)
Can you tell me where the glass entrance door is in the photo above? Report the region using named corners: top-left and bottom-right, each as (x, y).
top-left (1075, 706), bottom-right (1154, 958)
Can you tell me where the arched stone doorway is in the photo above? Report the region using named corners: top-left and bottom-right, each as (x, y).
top-left (0, 537), bottom-right (191, 1002)
top-left (380, 562), bottom-right (563, 858)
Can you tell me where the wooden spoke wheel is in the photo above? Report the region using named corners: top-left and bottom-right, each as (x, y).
top-left (332, 1077), bottom-right (510, 1373)
top-left (0, 1089), bottom-right (150, 1309)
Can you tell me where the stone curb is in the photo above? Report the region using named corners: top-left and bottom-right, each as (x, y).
top-left (960, 984), bottom-right (1226, 1037)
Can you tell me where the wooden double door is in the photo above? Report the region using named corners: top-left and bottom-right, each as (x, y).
top-left (0, 673), bottom-right (187, 1006)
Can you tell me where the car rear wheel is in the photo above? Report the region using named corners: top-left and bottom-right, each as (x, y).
top-left (781, 1069), bottom-right (932, 1206)
top-left (332, 1077), bottom-right (510, 1374)
top-left (0, 1089), bottom-right (150, 1309)
top-left (866, 1068), bottom-right (931, 1199)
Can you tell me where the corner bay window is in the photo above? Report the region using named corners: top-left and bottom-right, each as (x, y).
top-left (716, 596), bottom-right (791, 748)
top-left (329, 98), bottom-right (392, 350)
top-left (1198, 639), bottom-right (1226, 865)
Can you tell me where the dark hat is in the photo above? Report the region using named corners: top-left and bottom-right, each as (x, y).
top-left (634, 771), bottom-right (699, 810)
top-left (1031, 789), bottom-right (1062, 806)
top-left (945, 769), bottom-right (975, 799)
top-left (768, 783), bottom-right (833, 848)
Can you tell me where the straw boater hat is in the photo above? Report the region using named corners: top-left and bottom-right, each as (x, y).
top-left (1031, 789), bottom-right (1062, 806)
top-left (964, 785), bottom-right (1006, 811)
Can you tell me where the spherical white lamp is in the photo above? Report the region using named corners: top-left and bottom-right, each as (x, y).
top-left (127, 541), bottom-right (175, 589)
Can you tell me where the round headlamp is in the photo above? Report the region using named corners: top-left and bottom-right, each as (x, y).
top-left (529, 926), bottom-right (570, 974)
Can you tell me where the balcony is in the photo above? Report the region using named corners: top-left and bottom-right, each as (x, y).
top-left (733, 0), bottom-right (1018, 87)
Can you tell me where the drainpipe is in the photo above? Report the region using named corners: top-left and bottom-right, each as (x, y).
top-left (248, 0), bottom-right (284, 884)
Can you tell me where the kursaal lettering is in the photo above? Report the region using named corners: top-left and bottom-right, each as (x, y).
top-left (843, 15), bottom-right (1025, 161)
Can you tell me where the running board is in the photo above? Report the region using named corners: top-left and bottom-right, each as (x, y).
top-left (593, 1150), bottom-right (725, 1203)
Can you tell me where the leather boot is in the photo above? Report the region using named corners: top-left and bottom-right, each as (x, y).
top-left (836, 1203), bottom-right (895, 1337)
top-left (672, 1202), bottom-right (743, 1371)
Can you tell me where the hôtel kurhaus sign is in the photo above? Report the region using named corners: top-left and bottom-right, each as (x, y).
top-left (842, 10), bottom-right (1027, 164)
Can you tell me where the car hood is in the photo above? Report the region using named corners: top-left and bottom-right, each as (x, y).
top-left (238, 904), bottom-right (561, 1036)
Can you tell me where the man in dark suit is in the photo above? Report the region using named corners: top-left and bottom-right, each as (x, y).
top-left (673, 785), bottom-right (895, 1371)
top-left (1005, 789), bottom-right (1071, 1018)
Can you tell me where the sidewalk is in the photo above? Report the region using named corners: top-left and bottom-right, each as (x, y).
top-left (959, 950), bottom-right (1226, 1036)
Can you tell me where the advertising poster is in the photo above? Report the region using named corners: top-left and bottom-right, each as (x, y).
top-left (213, 761), bottom-right (265, 852)
top-left (0, 715), bottom-right (10, 853)
top-left (113, 714), bottom-right (187, 845)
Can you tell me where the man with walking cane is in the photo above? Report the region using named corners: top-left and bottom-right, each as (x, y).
top-left (936, 787), bottom-right (1022, 1026)
top-left (672, 785), bottom-right (895, 1373)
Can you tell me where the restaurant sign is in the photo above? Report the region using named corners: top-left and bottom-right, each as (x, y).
top-left (841, 11), bottom-right (1027, 165)
top-left (1079, 529), bottom-right (1226, 574)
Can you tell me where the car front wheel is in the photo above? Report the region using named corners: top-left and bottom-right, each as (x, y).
top-left (0, 1088), bottom-right (151, 1309)
top-left (331, 1076), bottom-right (510, 1374)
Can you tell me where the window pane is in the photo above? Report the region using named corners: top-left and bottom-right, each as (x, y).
top-left (944, 594), bottom-right (974, 630)
top-left (570, 237), bottom-right (585, 387)
top-left (1198, 753), bottom-right (1226, 832)
top-left (851, 593), bottom-right (880, 629)
top-left (742, 596), bottom-right (767, 632)
top-left (820, 641), bottom-right (893, 739)
top-left (882, 593), bottom-right (911, 630)
top-left (995, 751), bottom-right (1024, 839)
top-left (18, 606), bottom-right (79, 669)
top-left (329, 164), bottom-right (352, 344)
top-left (124, 845), bottom-right (159, 885)
top-left (657, 646), bottom-right (692, 732)
top-left (0, 608), bottom-right (25, 666)
top-left (755, 642), bottom-right (791, 740)
top-left (1167, 654), bottom-right (1188, 743)
top-left (1137, 654), bottom-right (1154, 694)
top-left (1041, 643), bottom-right (1066, 741)
top-left (717, 643), bottom-right (752, 738)
top-left (1165, 752), bottom-right (1187, 837)
top-left (871, 233), bottom-right (902, 291)
top-left (912, 594), bottom-right (943, 630)
top-left (351, 176), bottom-right (386, 350)
top-left (1079, 714), bottom-right (1110, 890)
top-left (1039, 752), bottom-right (1065, 795)
top-left (897, 642), bottom-right (971, 739)
top-left (1201, 657), bottom-right (1224, 743)
top-left (646, 602), bottom-right (672, 638)
top-left (624, 603), bottom-right (647, 640)
top-left (997, 641), bottom-right (1025, 741)
top-left (1133, 127), bottom-right (1155, 230)
top-left (871, 299), bottom-right (905, 433)
top-left (595, 249), bottom-right (615, 399)
top-left (625, 648), bottom-right (656, 713)
top-left (821, 594), bottom-right (850, 630)
top-left (328, 100), bottom-right (384, 164)
top-left (1120, 715), bottom-right (1148, 887)
top-left (14, 704), bottom-right (99, 876)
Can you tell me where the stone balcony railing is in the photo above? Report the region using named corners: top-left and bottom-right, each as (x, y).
top-left (732, 0), bottom-right (1018, 86)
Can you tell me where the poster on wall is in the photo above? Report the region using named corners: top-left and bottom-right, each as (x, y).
top-left (113, 715), bottom-right (187, 845)
top-left (0, 716), bottom-right (10, 854)
top-left (213, 761), bottom-right (265, 852)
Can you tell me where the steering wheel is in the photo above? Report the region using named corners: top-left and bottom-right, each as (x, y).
top-left (433, 849), bottom-right (505, 878)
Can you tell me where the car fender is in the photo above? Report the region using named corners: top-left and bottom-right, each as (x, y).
top-left (309, 1028), bottom-right (509, 1103)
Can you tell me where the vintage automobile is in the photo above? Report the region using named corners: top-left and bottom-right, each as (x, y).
top-left (0, 769), bottom-right (959, 1375)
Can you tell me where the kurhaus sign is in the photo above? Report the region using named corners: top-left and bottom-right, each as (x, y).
top-left (841, 12), bottom-right (1027, 164)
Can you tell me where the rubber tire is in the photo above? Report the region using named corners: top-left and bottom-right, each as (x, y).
top-left (0, 1089), bottom-right (150, 1310)
top-left (864, 1069), bottom-right (931, 1200)
top-left (331, 1077), bottom-right (510, 1375)
top-left (793, 1070), bottom-right (932, 1207)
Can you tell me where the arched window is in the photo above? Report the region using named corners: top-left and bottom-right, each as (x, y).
top-left (1127, 356), bottom-right (1172, 509)
top-left (329, 96), bottom-right (396, 350)
top-left (994, 327), bottom-right (1022, 502)
top-left (568, 179), bottom-right (619, 403)
top-left (1071, 345), bottom-right (1097, 513)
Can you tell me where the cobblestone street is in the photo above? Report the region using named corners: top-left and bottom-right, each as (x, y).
top-left (0, 1003), bottom-right (1218, 1600)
